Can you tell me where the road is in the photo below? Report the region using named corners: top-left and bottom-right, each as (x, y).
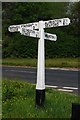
top-left (2, 66), bottom-right (79, 93)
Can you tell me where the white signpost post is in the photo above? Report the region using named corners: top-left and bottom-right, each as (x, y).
top-left (8, 17), bottom-right (70, 107)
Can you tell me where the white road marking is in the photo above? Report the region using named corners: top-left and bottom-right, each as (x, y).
top-left (46, 85), bottom-right (58, 88)
top-left (49, 67), bottom-right (79, 71)
top-left (3, 65), bottom-right (79, 71)
top-left (5, 70), bottom-right (35, 74)
top-left (58, 89), bottom-right (73, 92)
top-left (63, 86), bottom-right (78, 90)
top-left (46, 85), bottom-right (78, 93)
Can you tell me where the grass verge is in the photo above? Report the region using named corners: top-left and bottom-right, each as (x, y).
top-left (2, 79), bottom-right (80, 118)
top-left (2, 58), bottom-right (80, 68)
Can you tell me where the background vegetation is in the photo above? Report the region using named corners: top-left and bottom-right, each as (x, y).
top-left (2, 58), bottom-right (79, 68)
top-left (2, 2), bottom-right (80, 58)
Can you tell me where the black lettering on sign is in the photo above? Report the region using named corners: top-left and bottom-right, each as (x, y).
top-left (36, 33), bottom-right (38, 38)
top-left (25, 29), bottom-right (30, 36)
top-left (10, 26), bottom-right (19, 32)
top-left (27, 23), bottom-right (33, 27)
top-left (33, 26), bottom-right (35, 30)
top-left (63, 19), bottom-right (66, 25)
top-left (45, 20), bottom-right (53, 28)
top-left (21, 23), bottom-right (36, 29)
top-left (58, 19), bottom-right (62, 23)
top-left (45, 19), bottom-right (61, 28)
top-left (21, 24), bottom-right (25, 27)
top-left (45, 22), bottom-right (48, 28)
top-left (53, 20), bottom-right (59, 27)
top-left (29, 29), bottom-right (35, 34)
top-left (45, 33), bottom-right (49, 38)
top-left (22, 28), bottom-right (30, 36)
top-left (63, 19), bottom-right (67, 26)
top-left (50, 35), bottom-right (54, 39)
top-left (45, 33), bottom-right (56, 40)
top-left (22, 28), bottom-right (25, 33)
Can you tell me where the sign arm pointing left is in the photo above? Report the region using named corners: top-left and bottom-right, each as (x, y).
top-left (8, 22), bottom-right (39, 32)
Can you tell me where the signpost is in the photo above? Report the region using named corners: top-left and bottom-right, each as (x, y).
top-left (8, 17), bottom-right (70, 107)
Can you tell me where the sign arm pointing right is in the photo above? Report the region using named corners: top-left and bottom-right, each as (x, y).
top-left (43, 18), bottom-right (70, 28)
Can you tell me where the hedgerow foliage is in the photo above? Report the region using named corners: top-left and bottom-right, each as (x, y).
top-left (2, 2), bottom-right (80, 58)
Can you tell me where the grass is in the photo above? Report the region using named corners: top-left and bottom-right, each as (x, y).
top-left (2, 79), bottom-right (80, 118)
top-left (2, 58), bottom-right (80, 68)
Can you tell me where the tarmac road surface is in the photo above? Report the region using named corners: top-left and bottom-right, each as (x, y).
top-left (2, 66), bottom-right (79, 94)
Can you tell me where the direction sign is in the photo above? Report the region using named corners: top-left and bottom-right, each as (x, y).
top-left (43, 18), bottom-right (70, 28)
top-left (20, 27), bottom-right (57, 41)
top-left (20, 27), bottom-right (39, 38)
top-left (8, 18), bottom-right (70, 32)
top-left (44, 33), bottom-right (57, 41)
top-left (8, 22), bottom-right (39, 32)
top-left (8, 25), bottom-right (20, 32)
